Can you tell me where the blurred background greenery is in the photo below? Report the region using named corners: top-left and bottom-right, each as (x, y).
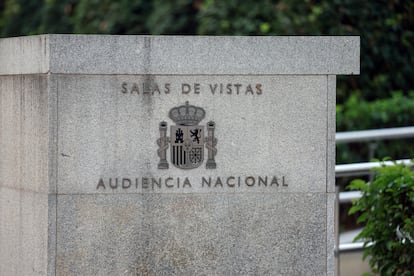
top-left (1, 0), bottom-right (413, 167)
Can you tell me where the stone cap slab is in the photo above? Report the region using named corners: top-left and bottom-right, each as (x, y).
top-left (0, 34), bottom-right (359, 75)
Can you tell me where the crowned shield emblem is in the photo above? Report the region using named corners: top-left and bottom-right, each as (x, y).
top-left (157, 101), bottom-right (217, 170)
top-left (171, 125), bottom-right (204, 169)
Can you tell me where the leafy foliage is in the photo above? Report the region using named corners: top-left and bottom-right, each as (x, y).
top-left (337, 92), bottom-right (414, 132)
top-left (348, 161), bottom-right (414, 275)
top-left (72, 0), bottom-right (152, 34)
top-left (337, 92), bottom-right (414, 164)
top-left (147, 0), bottom-right (199, 35)
top-left (0, 0), bottom-right (43, 36)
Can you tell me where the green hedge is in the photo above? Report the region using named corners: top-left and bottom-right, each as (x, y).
top-left (337, 91), bottom-right (414, 131)
top-left (337, 92), bottom-right (414, 164)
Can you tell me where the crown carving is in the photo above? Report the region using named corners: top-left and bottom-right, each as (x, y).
top-left (169, 101), bottom-right (205, 126)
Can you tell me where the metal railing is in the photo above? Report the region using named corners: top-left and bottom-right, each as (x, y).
top-left (336, 126), bottom-right (414, 144)
top-left (335, 126), bottom-right (414, 253)
top-left (336, 158), bottom-right (413, 181)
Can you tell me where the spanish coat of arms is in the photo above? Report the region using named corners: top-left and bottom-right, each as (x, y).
top-left (157, 101), bottom-right (217, 169)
